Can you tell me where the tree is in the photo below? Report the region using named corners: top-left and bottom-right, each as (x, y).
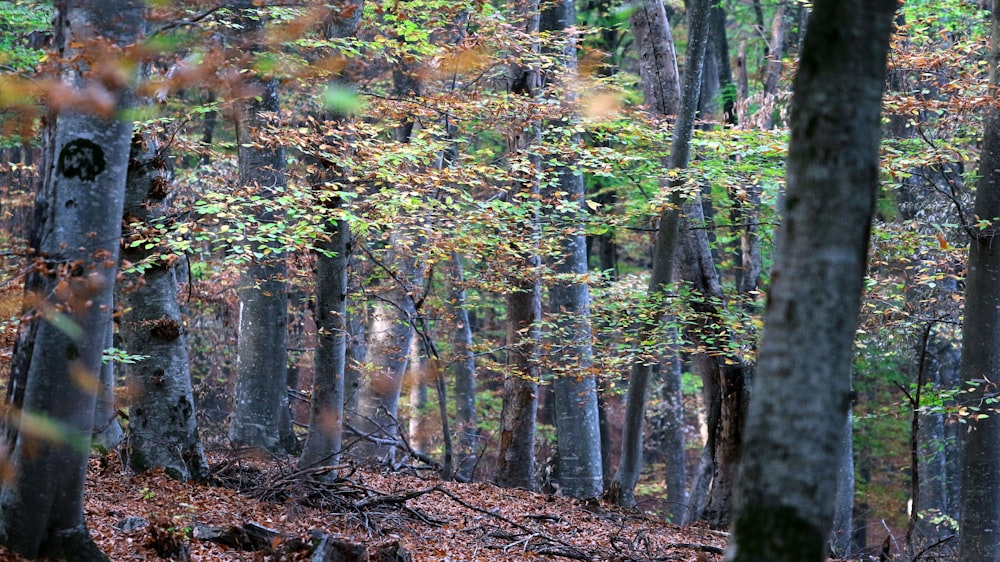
top-left (353, 57), bottom-right (424, 463)
top-left (0, 1), bottom-right (143, 557)
top-left (298, 0), bottom-right (365, 471)
top-left (725, 0), bottom-right (898, 560)
top-left (495, 0), bottom-right (543, 491)
top-left (118, 130), bottom-right (209, 481)
top-left (957, 2), bottom-right (1000, 558)
top-left (228, 4), bottom-right (297, 454)
top-left (611, 0), bottom-right (708, 509)
top-left (541, 0), bottom-right (603, 500)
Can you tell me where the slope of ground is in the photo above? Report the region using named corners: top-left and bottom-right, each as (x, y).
top-left (61, 450), bottom-right (727, 561)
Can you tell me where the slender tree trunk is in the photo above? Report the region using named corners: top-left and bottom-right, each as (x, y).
top-left (756, 2), bottom-right (786, 130)
top-left (725, 1), bottom-right (897, 560)
top-left (610, 0), bottom-right (683, 508)
top-left (92, 320), bottom-right (124, 451)
top-left (448, 254), bottom-right (479, 481)
top-left (710, 3), bottom-right (736, 125)
top-left (958, 5), bottom-right (1000, 559)
top-left (830, 412), bottom-right (855, 557)
top-left (119, 132), bottom-right (209, 481)
top-left (300, 209), bottom-right (350, 468)
top-left (298, 0), bottom-right (363, 472)
top-left (658, 350), bottom-right (687, 523)
top-left (612, 0), bottom-right (710, 509)
top-left (0, 3), bottom-right (142, 558)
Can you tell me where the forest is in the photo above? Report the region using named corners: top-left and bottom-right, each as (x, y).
top-left (0, 0), bottom-right (994, 560)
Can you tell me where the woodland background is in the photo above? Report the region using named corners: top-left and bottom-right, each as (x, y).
top-left (0, 0), bottom-right (991, 560)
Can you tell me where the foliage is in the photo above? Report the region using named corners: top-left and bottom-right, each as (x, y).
top-left (0, 0), bottom-right (994, 549)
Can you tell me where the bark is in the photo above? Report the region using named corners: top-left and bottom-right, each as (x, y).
top-left (119, 132), bottom-right (209, 481)
top-left (830, 412), bottom-right (855, 557)
top-left (610, 0), bottom-right (684, 508)
top-left (710, 3), bottom-right (736, 125)
top-left (354, 61), bottom-right (423, 463)
top-left (228, 6), bottom-right (295, 453)
top-left (448, 254), bottom-right (479, 481)
top-left (958, 5), bottom-right (1000, 559)
top-left (755, 2), bottom-right (786, 130)
top-left (629, 0), bottom-right (681, 116)
top-left (725, 1), bottom-right (897, 560)
top-left (658, 351), bottom-right (686, 523)
top-left (298, 0), bottom-right (364, 472)
top-left (496, 0), bottom-right (542, 491)
top-left (613, 0), bottom-right (711, 509)
top-left (300, 213), bottom-right (350, 468)
top-left (672, 1), bottom-right (749, 528)
top-left (0, 3), bottom-right (142, 558)
top-left (91, 320), bottom-right (124, 451)
top-left (344, 297), bottom-right (368, 417)
top-left (407, 343), bottom-right (431, 454)
top-left (540, 0), bottom-right (603, 500)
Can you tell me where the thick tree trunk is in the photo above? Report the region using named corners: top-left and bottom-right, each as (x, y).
top-left (958, 5), bottom-right (1000, 559)
top-left (228, 6), bottom-right (295, 453)
top-left (119, 133), bottom-right (209, 481)
top-left (496, 0), bottom-right (542, 491)
top-left (497, 276), bottom-right (541, 490)
top-left (0, 3), bottom-right (142, 558)
top-left (725, 1), bottom-right (897, 560)
top-left (540, 0), bottom-right (603, 500)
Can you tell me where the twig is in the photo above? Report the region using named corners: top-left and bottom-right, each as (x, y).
top-left (913, 534), bottom-right (955, 561)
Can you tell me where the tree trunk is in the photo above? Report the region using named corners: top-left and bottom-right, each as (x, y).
top-left (657, 351), bottom-right (686, 523)
top-left (119, 132), bottom-right (209, 481)
top-left (830, 412), bottom-right (855, 557)
top-left (298, 0), bottom-right (364, 472)
top-left (958, 5), bottom-right (1000, 559)
top-left (91, 320), bottom-right (124, 451)
top-left (725, 1), bottom-right (897, 560)
top-left (496, 0), bottom-right (542, 491)
top-left (539, 0), bottom-right (603, 500)
top-left (710, 2), bottom-right (736, 125)
top-left (610, 0), bottom-right (684, 508)
top-left (354, 63), bottom-right (425, 463)
top-left (0, 2), bottom-right (142, 557)
top-left (755, 2), bottom-right (786, 130)
top-left (228, 5), bottom-right (295, 453)
top-left (300, 212), bottom-right (350, 468)
top-left (448, 254), bottom-right (479, 481)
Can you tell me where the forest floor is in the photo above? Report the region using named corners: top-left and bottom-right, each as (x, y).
top-left (3, 450), bottom-right (736, 561)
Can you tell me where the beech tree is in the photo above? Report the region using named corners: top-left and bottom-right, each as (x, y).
top-left (541, 0), bottom-right (603, 500)
top-left (496, 0), bottom-right (543, 491)
top-left (298, 0), bottom-right (365, 471)
top-left (118, 130), bottom-right (209, 481)
top-left (726, 0), bottom-right (897, 560)
top-left (612, 0), bottom-right (711, 510)
top-left (958, 2), bottom-right (1000, 558)
top-left (0, 1), bottom-right (143, 558)
top-left (228, 4), bottom-right (297, 454)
